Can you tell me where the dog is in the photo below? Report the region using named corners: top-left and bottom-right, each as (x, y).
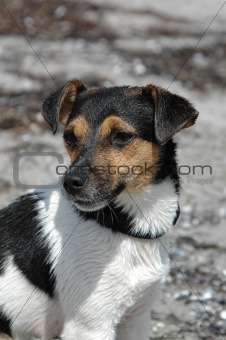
top-left (0, 80), bottom-right (198, 340)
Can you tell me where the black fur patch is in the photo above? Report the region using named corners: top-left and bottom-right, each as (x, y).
top-left (0, 308), bottom-right (12, 336)
top-left (79, 204), bottom-right (165, 239)
top-left (154, 140), bottom-right (180, 193)
top-left (0, 193), bottom-right (55, 297)
top-left (173, 205), bottom-right (180, 225)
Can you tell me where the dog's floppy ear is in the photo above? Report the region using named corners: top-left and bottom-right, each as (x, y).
top-left (143, 84), bottom-right (199, 145)
top-left (42, 79), bottom-right (87, 134)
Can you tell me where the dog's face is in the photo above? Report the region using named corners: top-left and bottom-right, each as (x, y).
top-left (42, 80), bottom-right (198, 211)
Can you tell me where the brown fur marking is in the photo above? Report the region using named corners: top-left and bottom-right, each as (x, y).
top-left (123, 87), bottom-right (142, 96)
top-left (99, 115), bottom-right (136, 139)
top-left (94, 115), bottom-right (161, 193)
top-left (95, 140), bottom-right (160, 193)
top-left (65, 116), bottom-right (89, 161)
top-left (65, 114), bottom-right (161, 193)
top-left (148, 84), bottom-right (157, 104)
top-left (64, 143), bottom-right (80, 162)
top-left (58, 80), bottom-right (87, 125)
top-left (70, 116), bottom-right (89, 141)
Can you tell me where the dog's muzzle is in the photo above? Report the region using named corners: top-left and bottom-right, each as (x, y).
top-left (63, 172), bottom-right (88, 197)
top-left (62, 170), bottom-right (108, 212)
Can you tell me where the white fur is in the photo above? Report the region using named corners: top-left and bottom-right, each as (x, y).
top-left (115, 179), bottom-right (178, 237)
top-left (0, 257), bottom-right (61, 340)
top-left (0, 178), bottom-right (178, 340)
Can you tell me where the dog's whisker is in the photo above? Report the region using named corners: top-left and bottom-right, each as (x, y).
top-left (107, 203), bottom-right (113, 224)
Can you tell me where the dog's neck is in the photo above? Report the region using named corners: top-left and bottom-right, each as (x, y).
top-left (79, 178), bottom-right (180, 239)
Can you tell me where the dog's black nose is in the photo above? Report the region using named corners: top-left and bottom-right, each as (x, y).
top-left (63, 173), bottom-right (87, 196)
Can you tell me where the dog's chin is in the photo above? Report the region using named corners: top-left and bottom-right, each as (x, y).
top-left (73, 200), bottom-right (107, 212)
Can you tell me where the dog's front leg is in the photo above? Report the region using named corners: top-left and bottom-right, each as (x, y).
top-left (60, 319), bottom-right (116, 340)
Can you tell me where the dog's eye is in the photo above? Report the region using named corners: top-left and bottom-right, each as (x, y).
top-left (63, 131), bottom-right (78, 147)
top-left (111, 131), bottom-right (136, 146)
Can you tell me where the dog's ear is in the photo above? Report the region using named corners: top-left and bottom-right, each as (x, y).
top-left (42, 79), bottom-right (87, 134)
top-left (143, 84), bottom-right (199, 145)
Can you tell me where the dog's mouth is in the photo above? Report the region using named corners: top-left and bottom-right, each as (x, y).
top-left (72, 199), bottom-right (107, 212)
top-left (61, 179), bottom-right (125, 212)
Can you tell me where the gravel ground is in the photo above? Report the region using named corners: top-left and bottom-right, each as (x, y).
top-left (0, 1), bottom-right (226, 339)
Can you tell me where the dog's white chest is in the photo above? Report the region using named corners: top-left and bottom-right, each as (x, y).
top-left (48, 218), bottom-right (168, 324)
top-left (27, 183), bottom-right (174, 336)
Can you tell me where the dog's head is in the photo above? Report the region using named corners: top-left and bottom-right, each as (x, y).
top-left (42, 79), bottom-right (198, 212)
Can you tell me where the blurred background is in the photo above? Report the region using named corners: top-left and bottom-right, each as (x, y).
top-left (0, 0), bottom-right (226, 339)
